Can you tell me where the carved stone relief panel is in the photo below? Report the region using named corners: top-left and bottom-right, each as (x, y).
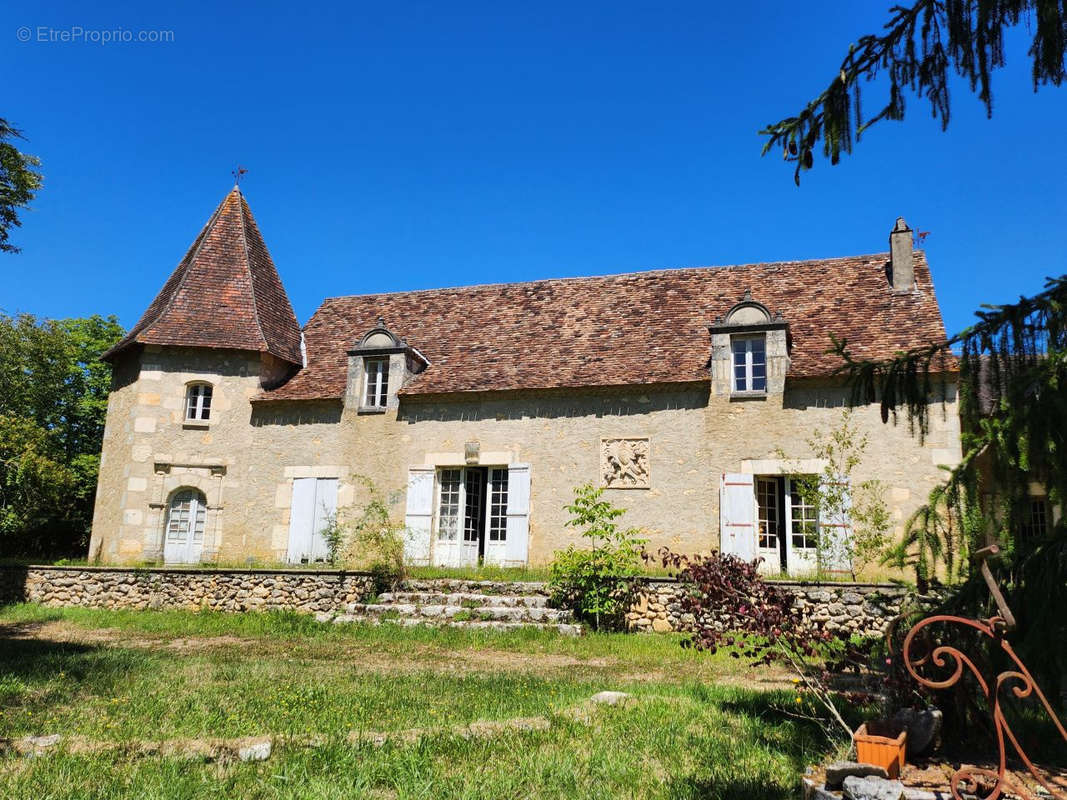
top-left (601, 437), bottom-right (650, 489)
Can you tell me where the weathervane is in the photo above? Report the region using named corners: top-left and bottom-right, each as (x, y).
top-left (231, 165), bottom-right (248, 187)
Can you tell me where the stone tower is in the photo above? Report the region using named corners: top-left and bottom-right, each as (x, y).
top-left (89, 187), bottom-right (302, 564)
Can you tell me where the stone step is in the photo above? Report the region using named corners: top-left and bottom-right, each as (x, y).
top-left (345, 603), bottom-right (572, 623)
top-left (402, 579), bottom-right (548, 596)
top-left (377, 591), bottom-right (550, 609)
top-left (323, 612), bottom-right (581, 637)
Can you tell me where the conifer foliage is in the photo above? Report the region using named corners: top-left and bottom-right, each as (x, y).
top-left (760, 1), bottom-right (1067, 184)
top-left (834, 276), bottom-right (1067, 691)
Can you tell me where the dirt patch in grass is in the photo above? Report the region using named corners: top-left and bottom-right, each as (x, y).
top-left (0, 614), bottom-right (795, 691)
top-left (1, 620), bottom-right (619, 675)
top-left (1, 621), bottom-right (256, 653)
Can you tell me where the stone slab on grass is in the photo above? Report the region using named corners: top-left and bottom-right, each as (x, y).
top-left (237, 737), bottom-right (272, 762)
top-left (825, 761), bottom-right (890, 788)
top-left (842, 775), bottom-right (905, 800)
top-left (589, 691), bottom-right (632, 706)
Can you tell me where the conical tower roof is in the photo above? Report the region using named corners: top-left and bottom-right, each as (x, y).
top-left (104, 187), bottom-right (303, 366)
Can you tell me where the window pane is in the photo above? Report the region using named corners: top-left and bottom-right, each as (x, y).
top-left (437, 469), bottom-right (461, 541)
top-left (378, 362), bottom-right (389, 405)
top-left (364, 359), bottom-right (389, 407)
top-left (757, 478), bottom-right (779, 550)
top-left (790, 480), bottom-right (819, 550)
top-left (489, 468), bottom-right (509, 541)
top-left (186, 384), bottom-right (212, 421)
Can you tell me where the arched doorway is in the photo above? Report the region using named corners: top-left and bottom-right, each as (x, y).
top-left (163, 488), bottom-right (207, 564)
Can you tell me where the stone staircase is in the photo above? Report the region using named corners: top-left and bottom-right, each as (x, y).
top-left (319, 579), bottom-right (581, 636)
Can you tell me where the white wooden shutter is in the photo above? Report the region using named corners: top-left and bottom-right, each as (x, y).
top-left (286, 478), bottom-right (317, 563)
top-left (503, 464), bottom-right (530, 566)
top-left (819, 476), bottom-right (852, 573)
top-left (404, 466), bottom-right (435, 566)
top-left (310, 478), bottom-right (338, 562)
top-left (719, 473), bottom-right (757, 560)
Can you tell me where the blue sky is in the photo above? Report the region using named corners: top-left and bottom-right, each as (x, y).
top-left (2, 1), bottom-right (1064, 338)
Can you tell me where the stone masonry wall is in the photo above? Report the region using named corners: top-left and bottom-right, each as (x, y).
top-left (0, 566), bottom-right (376, 614)
top-left (627, 579), bottom-right (907, 637)
top-left (89, 341), bottom-right (962, 569)
top-left (1, 568), bottom-right (906, 637)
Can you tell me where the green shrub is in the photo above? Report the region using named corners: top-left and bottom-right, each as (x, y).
top-left (323, 475), bottom-right (408, 592)
top-left (548, 483), bottom-right (646, 631)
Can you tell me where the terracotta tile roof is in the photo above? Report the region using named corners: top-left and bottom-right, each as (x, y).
top-left (103, 187), bottom-right (303, 366)
top-left (258, 251), bottom-right (950, 401)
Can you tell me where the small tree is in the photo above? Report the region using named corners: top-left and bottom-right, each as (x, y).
top-left (548, 483), bottom-right (647, 631)
top-left (323, 475), bottom-right (408, 592)
top-left (779, 410), bottom-right (892, 579)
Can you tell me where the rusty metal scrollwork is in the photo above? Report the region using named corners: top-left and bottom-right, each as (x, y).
top-left (901, 544), bottom-right (1067, 800)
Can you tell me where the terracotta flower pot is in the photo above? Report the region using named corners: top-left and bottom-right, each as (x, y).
top-left (853, 721), bottom-right (907, 778)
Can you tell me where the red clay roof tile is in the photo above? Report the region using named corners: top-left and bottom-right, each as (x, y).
top-left (258, 251), bottom-right (950, 401)
top-left (103, 187), bottom-right (303, 366)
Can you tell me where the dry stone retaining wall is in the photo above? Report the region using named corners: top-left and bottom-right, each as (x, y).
top-left (0, 566), bottom-right (375, 614)
top-left (1, 568), bottom-right (906, 636)
top-left (627, 579), bottom-right (908, 637)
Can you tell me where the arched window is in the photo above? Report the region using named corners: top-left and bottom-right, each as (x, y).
top-left (164, 488), bottom-right (207, 564)
top-left (185, 382), bottom-right (213, 421)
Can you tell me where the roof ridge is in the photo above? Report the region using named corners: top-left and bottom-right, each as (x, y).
top-left (235, 191), bottom-right (270, 353)
top-left (320, 251), bottom-right (899, 305)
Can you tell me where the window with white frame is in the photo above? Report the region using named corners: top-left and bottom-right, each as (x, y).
top-left (488, 468), bottom-right (509, 542)
top-left (789, 479), bottom-right (819, 550)
top-left (363, 358), bottom-right (389, 407)
top-left (437, 468), bottom-right (462, 542)
top-left (185, 383), bottom-right (213, 421)
top-left (731, 336), bottom-right (767, 393)
top-left (756, 477), bottom-right (780, 550)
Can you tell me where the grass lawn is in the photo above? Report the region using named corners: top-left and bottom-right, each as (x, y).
top-left (0, 604), bottom-right (844, 799)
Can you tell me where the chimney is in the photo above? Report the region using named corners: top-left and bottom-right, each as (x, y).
top-left (889, 217), bottom-right (914, 292)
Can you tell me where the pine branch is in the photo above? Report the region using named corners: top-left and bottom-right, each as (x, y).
top-left (838, 275), bottom-right (1067, 584)
top-left (761, 1), bottom-right (1067, 183)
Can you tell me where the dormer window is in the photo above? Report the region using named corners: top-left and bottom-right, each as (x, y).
top-left (732, 336), bottom-right (767, 393)
top-left (363, 358), bottom-right (389, 407)
top-left (346, 317), bottom-right (429, 412)
top-left (708, 290), bottom-right (789, 398)
top-left (185, 383), bottom-right (213, 421)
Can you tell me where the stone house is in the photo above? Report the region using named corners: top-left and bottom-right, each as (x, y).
top-left (89, 188), bottom-right (961, 574)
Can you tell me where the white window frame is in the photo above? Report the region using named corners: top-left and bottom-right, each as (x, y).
top-left (756, 477), bottom-right (780, 552)
top-left (788, 477), bottom-right (820, 552)
top-left (487, 468), bottom-right (509, 543)
top-left (731, 335), bottom-right (767, 394)
top-left (185, 382), bottom-right (213, 421)
top-left (363, 357), bottom-right (389, 408)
